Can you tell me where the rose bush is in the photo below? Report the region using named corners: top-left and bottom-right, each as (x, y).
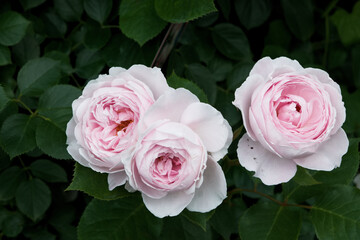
top-left (233, 56), bottom-right (349, 185)
top-left (117, 88), bottom-right (233, 217)
top-left (66, 65), bottom-right (171, 188)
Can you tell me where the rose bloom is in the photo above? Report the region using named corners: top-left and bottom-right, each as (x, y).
top-left (233, 57), bottom-right (348, 185)
top-left (117, 88), bottom-right (232, 218)
top-left (66, 65), bottom-right (170, 188)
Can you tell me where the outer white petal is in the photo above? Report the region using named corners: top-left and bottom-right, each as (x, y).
top-left (210, 120), bottom-right (233, 161)
top-left (127, 65), bottom-right (170, 99)
top-left (109, 67), bottom-right (126, 76)
top-left (304, 68), bottom-right (341, 93)
top-left (293, 128), bottom-right (349, 171)
top-left (107, 171), bottom-right (128, 191)
top-left (233, 74), bottom-right (264, 140)
top-left (142, 191), bottom-right (194, 218)
top-left (187, 158), bottom-right (227, 212)
top-left (323, 84), bottom-right (346, 135)
top-left (140, 88), bottom-right (199, 131)
top-left (181, 102), bottom-right (232, 154)
top-left (237, 133), bottom-right (297, 185)
top-left (249, 56), bottom-right (303, 78)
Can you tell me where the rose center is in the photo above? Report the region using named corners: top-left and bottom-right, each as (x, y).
top-left (115, 120), bottom-right (133, 133)
top-left (153, 154), bottom-right (182, 184)
top-left (276, 101), bottom-right (302, 126)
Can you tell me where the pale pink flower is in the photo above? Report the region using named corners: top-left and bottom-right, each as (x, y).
top-left (233, 57), bottom-right (348, 185)
top-left (119, 88), bottom-right (232, 217)
top-left (66, 65), bottom-right (170, 187)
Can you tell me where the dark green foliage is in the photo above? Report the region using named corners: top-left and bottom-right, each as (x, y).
top-left (0, 0), bottom-right (359, 239)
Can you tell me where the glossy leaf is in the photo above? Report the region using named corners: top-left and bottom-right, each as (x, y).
top-left (16, 178), bottom-right (51, 221)
top-left (38, 84), bottom-right (81, 130)
top-left (155, 0), bottom-right (217, 23)
top-left (67, 163), bottom-right (131, 200)
top-left (0, 85), bottom-right (9, 111)
top-left (311, 185), bottom-right (360, 239)
top-left (84, 0), bottom-right (112, 24)
top-left (78, 196), bottom-right (163, 240)
top-left (0, 114), bottom-right (38, 158)
top-left (235, 0), bottom-right (271, 29)
top-left (75, 48), bottom-right (105, 79)
top-left (119, 0), bottom-right (167, 46)
top-left (239, 202), bottom-right (302, 240)
top-left (212, 23), bottom-right (252, 61)
top-left (0, 11), bottom-right (30, 46)
top-left (36, 119), bottom-right (71, 160)
top-left (54, 0), bottom-right (83, 22)
top-left (281, 0), bottom-right (314, 41)
top-left (17, 57), bottom-right (61, 96)
top-left (0, 45), bottom-right (11, 66)
top-left (0, 166), bottom-right (26, 201)
top-left (30, 159), bottom-right (67, 183)
top-left (167, 71), bottom-right (208, 103)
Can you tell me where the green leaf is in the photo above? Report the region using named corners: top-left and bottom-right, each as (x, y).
top-left (16, 178), bottom-right (51, 221)
top-left (211, 23), bottom-right (252, 61)
top-left (78, 196), bottom-right (163, 240)
top-left (42, 10), bottom-right (68, 38)
top-left (155, 0), bottom-right (217, 23)
top-left (281, 0), bottom-right (314, 41)
top-left (12, 35), bottom-right (40, 66)
top-left (226, 62), bottom-right (252, 91)
top-left (343, 89), bottom-right (360, 136)
top-left (0, 85), bottom-right (10, 111)
top-left (54, 0), bottom-right (83, 22)
top-left (234, 0), bottom-right (272, 29)
top-left (181, 209), bottom-right (214, 231)
top-left (2, 211), bottom-right (25, 238)
top-left (331, 2), bottom-right (360, 46)
top-left (311, 185), bottom-right (360, 239)
top-left (210, 199), bottom-right (246, 239)
top-left (352, 45), bottom-right (360, 88)
top-left (20, 0), bottom-right (46, 10)
top-left (208, 56), bottom-right (233, 82)
top-left (119, 0), bottom-right (167, 46)
top-left (0, 45), bottom-right (11, 66)
top-left (167, 71), bottom-right (208, 103)
top-left (38, 84), bottom-right (81, 130)
top-left (265, 20), bottom-right (291, 48)
top-left (313, 138), bottom-right (360, 185)
top-left (75, 48), bottom-right (105, 79)
top-left (239, 202), bottom-right (302, 240)
top-left (84, 0), bottom-right (112, 24)
top-left (17, 57), bottom-right (61, 96)
top-left (67, 163), bottom-right (131, 200)
top-left (83, 22), bottom-right (111, 49)
top-left (185, 63), bottom-right (217, 104)
top-left (0, 147), bottom-right (10, 171)
top-left (0, 11), bottom-right (30, 46)
top-left (0, 166), bottom-right (26, 201)
top-left (30, 159), bottom-right (67, 183)
top-left (44, 51), bottom-right (73, 74)
top-left (36, 119), bottom-right (71, 160)
top-left (292, 167), bottom-right (320, 186)
top-left (0, 114), bottom-right (38, 158)
top-left (101, 34), bottom-right (145, 68)
top-left (215, 88), bottom-right (241, 126)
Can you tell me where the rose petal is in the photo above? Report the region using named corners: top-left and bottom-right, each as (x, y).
top-left (140, 88), bottom-right (199, 131)
top-left (186, 158), bottom-right (227, 212)
top-left (127, 65), bottom-right (170, 99)
top-left (180, 102), bottom-right (232, 155)
top-left (304, 68), bottom-right (341, 93)
top-left (142, 191), bottom-right (194, 218)
top-left (211, 120), bottom-right (233, 161)
top-left (249, 56), bottom-right (303, 78)
top-left (323, 84), bottom-right (346, 134)
top-left (293, 128), bottom-right (349, 171)
top-left (107, 171), bottom-right (128, 191)
top-left (109, 67), bottom-right (126, 76)
top-left (233, 74), bottom-right (264, 140)
top-left (237, 133), bottom-right (297, 185)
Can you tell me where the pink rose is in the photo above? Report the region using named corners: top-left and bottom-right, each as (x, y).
top-left (119, 88), bottom-right (232, 217)
top-left (66, 65), bottom-right (171, 187)
top-left (233, 57), bottom-right (348, 185)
